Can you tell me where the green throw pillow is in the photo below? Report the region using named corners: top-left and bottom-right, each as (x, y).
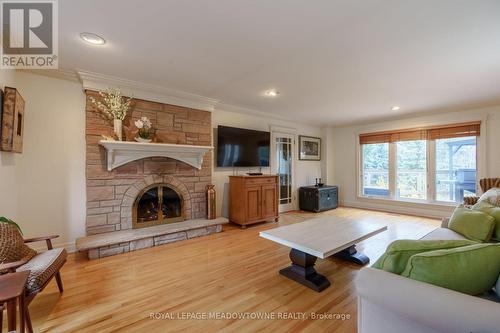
top-left (472, 201), bottom-right (500, 241)
top-left (372, 239), bottom-right (476, 274)
top-left (448, 206), bottom-right (495, 242)
top-left (402, 243), bottom-right (500, 295)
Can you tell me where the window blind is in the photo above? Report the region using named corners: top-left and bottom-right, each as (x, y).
top-left (359, 121), bottom-right (480, 145)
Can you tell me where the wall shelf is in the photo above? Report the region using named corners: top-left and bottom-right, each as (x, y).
top-left (99, 140), bottom-right (213, 171)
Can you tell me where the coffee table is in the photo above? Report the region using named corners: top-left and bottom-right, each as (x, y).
top-left (259, 216), bottom-right (387, 292)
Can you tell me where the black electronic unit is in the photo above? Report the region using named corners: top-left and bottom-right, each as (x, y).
top-left (217, 126), bottom-right (270, 167)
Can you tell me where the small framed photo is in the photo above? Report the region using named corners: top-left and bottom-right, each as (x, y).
top-left (299, 135), bottom-right (321, 161)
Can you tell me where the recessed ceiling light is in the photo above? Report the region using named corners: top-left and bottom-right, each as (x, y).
top-left (391, 106), bottom-right (401, 111)
top-left (80, 32), bottom-right (106, 45)
top-left (265, 89), bottom-right (279, 97)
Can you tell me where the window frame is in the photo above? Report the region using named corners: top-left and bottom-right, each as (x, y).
top-left (357, 119), bottom-right (487, 207)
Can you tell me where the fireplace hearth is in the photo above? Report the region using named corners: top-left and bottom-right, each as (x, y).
top-left (133, 184), bottom-right (183, 229)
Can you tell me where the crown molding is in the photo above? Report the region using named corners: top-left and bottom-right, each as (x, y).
top-left (21, 68), bottom-right (321, 125)
top-left (18, 68), bottom-right (80, 82)
top-left (215, 102), bottom-right (319, 126)
top-left (76, 70), bottom-right (220, 112)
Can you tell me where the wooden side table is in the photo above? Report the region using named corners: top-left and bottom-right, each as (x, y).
top-left (0, 271), bottom-right (30, 333)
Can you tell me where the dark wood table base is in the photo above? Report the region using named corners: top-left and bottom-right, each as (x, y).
top-left (332, 245), bottom-right (370, 265)
top-left (279, 249), bottom-right (331, 292)
top-left (279, 245), bottom-right (370, 292)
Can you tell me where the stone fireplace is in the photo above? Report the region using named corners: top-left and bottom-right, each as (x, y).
top-left (78, 91), bottom-right (227, 259)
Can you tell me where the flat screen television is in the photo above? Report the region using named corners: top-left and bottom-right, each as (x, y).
top-left (217, 126), bottom-right (270, 167)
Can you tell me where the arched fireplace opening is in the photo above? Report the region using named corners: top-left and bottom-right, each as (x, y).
top-left (132, 184), bottom-right (184, 229)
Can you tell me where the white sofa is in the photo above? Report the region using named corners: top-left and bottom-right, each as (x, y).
top-left (356, 219), bottom-right (500, 333)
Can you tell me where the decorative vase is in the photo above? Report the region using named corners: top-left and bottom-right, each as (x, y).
top-left (206, 185), bottom-right (216, 220)
top-left (135, 137), bottom-right (152, 143)
top-left (113, 119), bottom-right (123, 141)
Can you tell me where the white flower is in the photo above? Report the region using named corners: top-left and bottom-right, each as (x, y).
top-left (134, 120), bottom-right (144, 129)
top-left (89, 87), bottom-right (132, 120)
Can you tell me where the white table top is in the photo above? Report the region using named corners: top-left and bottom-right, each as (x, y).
top-left (259, 216), bottom-right (387, 259)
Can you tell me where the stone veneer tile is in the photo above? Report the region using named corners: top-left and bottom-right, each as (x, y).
top-left (186, 228), bottom-right (209, 238)
top-left (154, 232), bottom-right (187, 246)
top-left (87, 207), bottom-right (114, 215)
top-left (87, 225), bottom-right (115, 235)
top-left (87, 186), bottom-right (114, 201)
top-left (130, 237), bottom-right (154, 251)
top-left (107, 212), bottom-right (121, 225)
top-left (86, 214), bottom-right (107, 227)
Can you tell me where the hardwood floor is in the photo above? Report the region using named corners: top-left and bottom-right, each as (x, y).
top-left (6, 207), bottom-right (440, 333)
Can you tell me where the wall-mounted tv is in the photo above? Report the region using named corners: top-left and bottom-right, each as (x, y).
top-left (217, 126), bottom-right (270, 167)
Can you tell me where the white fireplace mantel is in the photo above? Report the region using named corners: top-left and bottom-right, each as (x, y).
top-left (99, 140), bottom-right (213, 171)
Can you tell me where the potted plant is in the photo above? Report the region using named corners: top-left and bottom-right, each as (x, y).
top-left (134, 116), bottom-right (154, 142)
top-left (0, 216), bottom-right (23, 234)
top-left (89, 88), bottom-right (132, 141)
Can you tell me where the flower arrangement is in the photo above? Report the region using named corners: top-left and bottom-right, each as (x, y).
top-left (89, 88), bottom-right (132, 120)
top-left (135, 116), bottom-right (153, 142)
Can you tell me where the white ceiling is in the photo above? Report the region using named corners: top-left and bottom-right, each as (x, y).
top-left (60, 0), bottom-right (500, 125)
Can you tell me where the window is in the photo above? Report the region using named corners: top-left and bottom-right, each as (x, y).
top-left (362, 143), bottom-right (389, 197)
top-left (435, 136), bottom-right (477, 202)
top-left (359, 122), bottom-right (480, 204)
top-left (397, 140), bottom-right (427, 200)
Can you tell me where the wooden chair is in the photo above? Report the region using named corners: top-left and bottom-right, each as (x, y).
top-left (0, 223), bottom-right (67, 333)
top-left (463, 178), bottom-right (500, 206)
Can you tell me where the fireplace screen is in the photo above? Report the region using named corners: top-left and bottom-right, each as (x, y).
top-left (133, 184), bottom-right (183, 229)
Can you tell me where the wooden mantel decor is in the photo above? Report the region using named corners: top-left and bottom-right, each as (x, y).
top-left (99, 140), bottom-right (213, 171)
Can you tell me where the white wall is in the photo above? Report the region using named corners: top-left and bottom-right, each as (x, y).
top-left (0, 71), bottom-right (86, 250)
top-left (212, 109), bottom-right (323, 217)
top-left (329, 106), bottom-right (500, 218)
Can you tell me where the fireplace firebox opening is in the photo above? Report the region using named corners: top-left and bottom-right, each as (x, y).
top-left (132, 184), bottom-right (184, 229)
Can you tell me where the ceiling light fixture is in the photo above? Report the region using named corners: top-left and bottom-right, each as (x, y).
top-left (265, 89), bottom-right (279, 97)
top-left (391, 106), bottom-right (401, 111)
top-left (80, 32), bottom-right (106, 45)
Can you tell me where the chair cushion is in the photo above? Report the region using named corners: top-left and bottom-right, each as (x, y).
top-left (0, 222), bottom-right (36, 264)
top-left (17, 248), bottom-right (67, 295)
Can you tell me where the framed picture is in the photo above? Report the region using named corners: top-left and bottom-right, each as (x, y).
top-left (299, 135), bottom-right (321, 161)
top-left (1, 87), bottom-right (25, 153)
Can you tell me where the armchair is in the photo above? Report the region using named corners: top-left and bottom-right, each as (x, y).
top-left (0, 224), bottom-right (67, 333)
top-left (463, 178), bottom-right (500, 206)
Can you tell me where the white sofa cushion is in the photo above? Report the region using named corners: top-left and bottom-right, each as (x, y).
top-left (421, 227), bottom-right (467, 241)
top-left (356, 267), bottom-right (500, 333)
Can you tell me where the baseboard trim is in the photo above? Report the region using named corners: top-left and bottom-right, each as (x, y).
top-left (28, 241), bottom-right (77, 253)
top-left (340, 200), bottom-right (452, 219)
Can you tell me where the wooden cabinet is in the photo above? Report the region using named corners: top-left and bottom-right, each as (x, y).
top-left (229, 175), bottom-right (279, 228)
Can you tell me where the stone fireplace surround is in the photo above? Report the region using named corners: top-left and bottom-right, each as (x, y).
top-left (80, 91), bottom-right (226, 259)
